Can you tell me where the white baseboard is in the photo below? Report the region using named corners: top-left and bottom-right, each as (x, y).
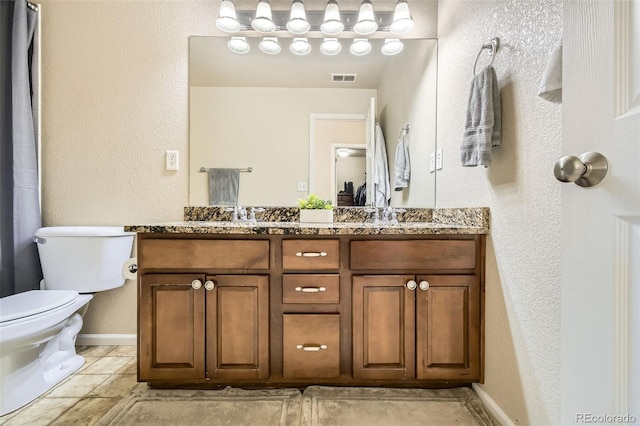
top-left (76, 334), bottom-right (137, 346)
top-left (472, 383), bottom-right (516, 426)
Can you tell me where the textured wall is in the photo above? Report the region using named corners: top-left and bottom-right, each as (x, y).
top-left (40, 0), bottom-right (217, 334)
top-left (437, 0), bottom-right (562, 424)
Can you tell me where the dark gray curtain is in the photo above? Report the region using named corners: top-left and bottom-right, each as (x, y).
top-left (0, 0), bottom-right (42, 296)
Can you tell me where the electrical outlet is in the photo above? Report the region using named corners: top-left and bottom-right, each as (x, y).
top-left (166, 151), bottom-right (179, 171)
top-left (297, 181), bottom-right (308, 192)
top-left (436, 149), bottom-right (443, 170)
top-left (429, 152), bottom-right (436, 173)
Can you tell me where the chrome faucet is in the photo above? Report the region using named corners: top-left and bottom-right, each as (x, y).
top-left (366, 207), bottom-right (406, 225)
top-left (225, 206), bottom-right (264, 224)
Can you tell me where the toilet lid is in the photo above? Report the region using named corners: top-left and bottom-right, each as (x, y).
top-left (0, 290), bottom-right (79, 323)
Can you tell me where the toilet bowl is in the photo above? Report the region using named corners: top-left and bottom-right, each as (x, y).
top-left (0, 226), bottom-right (134, 416)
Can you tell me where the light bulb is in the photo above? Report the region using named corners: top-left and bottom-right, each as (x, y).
top-left (286, 0), bottom-right (310, 34)
top-left (290, 38), bottom-right (312, 55)
top-left (259, 37), bottom-right (281, 54)
top-left (320, 0), bottom-right (344, 35)
top-left (252, 0), bottom-right (276, 33)
top-left (354, 0), bottom-right (378, 35)
top-left (320, 38), bottom-right (342, 55)
top-left (216, 0), bottom-right (241, 33)
top-left (390, 0), bottom-right (414, 35)
top-left (350, 38), bottom-right (371, 56)
top-left (381, 39), bottom-right (404, 56)
top-left (227, 37), bottom-right (250, 54)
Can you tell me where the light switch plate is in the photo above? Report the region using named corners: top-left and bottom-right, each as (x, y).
top-left (429, 152), bottom-right (435, 173)
top-left (297, 181), bottom-right (308, 192)
top-left (436, 149), bottom-right (443, 170)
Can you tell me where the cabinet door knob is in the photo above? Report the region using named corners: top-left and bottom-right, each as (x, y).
top-left (296, 344), bottom-right (328, 351)
top-left (406, 280), bottom-right (417, 290)
top-left (294, 286), bottom-right (326, 293)
top-left (191, 279), bottom-right (202, 290)
top-left (419, 280), bottom-right (430, 291)
top-left (204, 280), bottom-right (215, 291)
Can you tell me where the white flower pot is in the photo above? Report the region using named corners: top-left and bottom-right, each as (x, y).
top-left (299, 209), bottom-right (334, 224)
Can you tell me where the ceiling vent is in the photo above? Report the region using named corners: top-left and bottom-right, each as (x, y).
top-left (331, 73), bottom-right (357, 83)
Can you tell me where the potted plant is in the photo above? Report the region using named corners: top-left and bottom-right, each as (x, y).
top-left (297, 194), bottom-right (333, 223)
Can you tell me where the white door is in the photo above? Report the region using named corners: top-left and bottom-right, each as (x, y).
top-left (561, 0), bottom-right (640, 423)
top-left (365, 97), bottom-right (376, 207)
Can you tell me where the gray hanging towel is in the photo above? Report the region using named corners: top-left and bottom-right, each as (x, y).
top-left (461, 66), bottom-right (502, 167)
top-left (208, 168), bottom-right (240, 206)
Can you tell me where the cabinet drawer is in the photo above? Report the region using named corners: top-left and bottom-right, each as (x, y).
top-left (350, 240), bottom-right (476, 271)
top-left (282, 275), bottom-right (339, 304)
top-left (141, 239), bottom-right (269, 270)
top-left (283, 314), bottom-right (340, 378)
top-left (282, 240), bottom-right (340, 270)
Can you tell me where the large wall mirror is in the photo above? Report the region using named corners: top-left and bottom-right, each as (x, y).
top-left (189, 35), bottom-right (437, 208)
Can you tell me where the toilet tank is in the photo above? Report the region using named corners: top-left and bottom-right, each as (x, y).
top-left (34, 226), bottom-right (135, 293)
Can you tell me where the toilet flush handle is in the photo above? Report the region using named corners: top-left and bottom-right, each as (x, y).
top-left (33, 237), bottom-right (46, 245)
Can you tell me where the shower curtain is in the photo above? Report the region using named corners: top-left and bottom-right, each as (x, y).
top-left (0, 0), bottom-right (42, 296)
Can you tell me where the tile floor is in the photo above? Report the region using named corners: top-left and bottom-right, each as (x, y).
top-left (0, 346), bottom-right (144, 426)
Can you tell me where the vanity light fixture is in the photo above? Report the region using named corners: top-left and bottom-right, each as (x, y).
top-left (290, 38), bottom-right (312, 55)
top-left (259, 36), bottom-right (281, 54)
top-left (218, 0), bottom-right (416, 56)
top-left (350, 38), bottom-right (372, 56)
top-left (381, 39), bottom-right (404, 56)
top-left (286, 0), bottom-right (310, 35)
top-left (320, 0), bottom-right (344, 36)
top-left (337, 149), bottom-right (350, 157)
top-left (216, 0), bottom-right (241, 33)
top-left (251, 0), bottom-right (276, 33)
top-left (320, 38), bottom-right (342, 55)
top-left (390, 0), bottom-right (415, 35)
top-left (353, 0), bottom-right (378, 35)
top-left (228, 36), bottom-right (251, 54)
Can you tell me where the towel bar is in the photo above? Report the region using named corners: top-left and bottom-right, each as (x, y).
top-left (199, 167), bottom-right (253, 173)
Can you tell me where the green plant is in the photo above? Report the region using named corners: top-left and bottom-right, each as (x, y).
top-left (297, 193), bottom-right (332, 210)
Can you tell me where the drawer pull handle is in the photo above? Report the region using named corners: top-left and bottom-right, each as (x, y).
top-left (191, 279), bottom-right (202, 290)
top-left (294, 286), bottom-right (327, 293)
top-left (295, 251), bottom-right (328, 257)
top-left (296, 344), bottom-right (328, 352)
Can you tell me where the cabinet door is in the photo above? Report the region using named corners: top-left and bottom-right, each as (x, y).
top-left (206, 275), bottom-right (269, 380)
top-left (352, 275), bottom-right (415, 380)
top-left (139, 274), bottom-right (205, 381)
top-left (416, 275), bottom-right (481, 380)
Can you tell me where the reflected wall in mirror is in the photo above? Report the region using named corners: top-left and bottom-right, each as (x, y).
top-left (189, 36), bottom-right (437, 208)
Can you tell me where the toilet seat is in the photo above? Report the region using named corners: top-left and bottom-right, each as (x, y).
top-left (0, 290), bottom-right (79, 324)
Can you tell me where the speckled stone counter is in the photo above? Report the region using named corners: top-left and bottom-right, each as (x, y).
top-left (124, 207), bottom-right (489, 235)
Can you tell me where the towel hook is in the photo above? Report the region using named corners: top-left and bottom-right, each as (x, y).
top-left (473, 37), bottom-right (500, 76)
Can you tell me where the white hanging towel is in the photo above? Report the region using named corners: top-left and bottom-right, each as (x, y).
top-left (394, 128), bottom-right (411, 191)
top-left (461, 65), bottom-right (502, 167)
top-left (538, 42), bottom-right (562, 103)
top-left (373, 124), bottom-right (391, 207)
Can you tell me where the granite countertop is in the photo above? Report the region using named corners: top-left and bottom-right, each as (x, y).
top-left (124, 207), bottom-right (490, 236)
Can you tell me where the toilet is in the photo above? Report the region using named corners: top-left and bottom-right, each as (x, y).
top-left (0, 226), bottom-right (134, 416)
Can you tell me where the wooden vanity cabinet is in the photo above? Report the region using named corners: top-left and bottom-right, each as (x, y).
top-left (137, 237), bottom-right (270, 383)
top-left (351, 238), bottom-right (483, 382)
top-left (137, 233), bottom-right (484, 387)
top-left (352, 274), bottom-right (481, 382)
